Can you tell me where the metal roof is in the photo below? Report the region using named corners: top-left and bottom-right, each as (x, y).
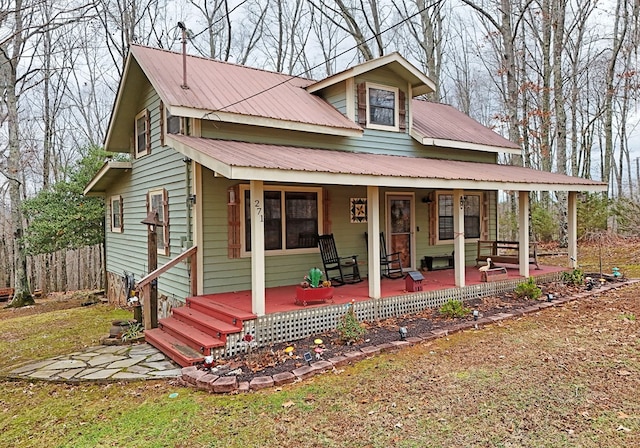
top-left (129, 45), bottom-right (362, 133)
top-left (167, 134), bottom-right (606, 192)
top-left (411, 101), bottom-right (521, 154)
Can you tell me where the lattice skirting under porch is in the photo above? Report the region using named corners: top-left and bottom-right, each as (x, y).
top-left (219, 271), bottom-right (564, 357)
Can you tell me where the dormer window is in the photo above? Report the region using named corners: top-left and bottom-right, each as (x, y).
top-left (358, 83), bottom-right (402, 132)
top-left (368, 85), bottom-right (396, 126)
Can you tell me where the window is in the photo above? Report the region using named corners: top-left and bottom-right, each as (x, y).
top-left (148, 188), bottom-right (169, 255)
top-left (367, 84), bottom-right (398, 130)
top-left (242, 186), bottom-right (321, 254)
top-left (437, 192), bottom-right (481, 242)
top-left (110, 196), bottom-right (123, 233)
top-left (135, 109), bottom-right (150, 157)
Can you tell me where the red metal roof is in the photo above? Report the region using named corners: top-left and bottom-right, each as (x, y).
top-left (411, 100), bottom-right (520, 150)
top-left (130, 45), bottom-right (361, 132)
top-left (168, 134), bottom-right (605, 191)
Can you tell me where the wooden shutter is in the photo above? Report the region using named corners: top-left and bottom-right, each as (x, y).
top-left (357, 83), bottom-right (367, 126)
top-left (428, 193), bottom-right (436, 245)
top-left (322, 188), bottom-right (331, 234)
top-left (109, 198), bottom-right (113, 232)
top-left (162, 188), bottom-right (169, 255)
top-left (481, 192), bottom-right (490, 240)
top-left (159, 101), bottom-right (165, 146)
top-left (145, 109), bottom-right (151, 154)
top-left (398, 90), bottom-right (406, 132)
top-left (228, 184), bottom-right (241, 258)
top-left (118, 195), bottom-right (123, 232)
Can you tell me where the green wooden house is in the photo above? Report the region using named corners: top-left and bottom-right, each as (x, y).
top-left (85, 45), bottom-right (605, 365)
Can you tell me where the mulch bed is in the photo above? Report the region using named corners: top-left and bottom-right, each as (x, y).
top-left (207, 279), bottom-right (586, 383)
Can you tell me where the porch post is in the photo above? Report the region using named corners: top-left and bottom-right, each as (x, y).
top-left (367, 186), bottom-right (381, 299)
top-left (453, 189), bottom-right (465, 287)
top-left (193, 162), bottom-right (204, 295)
top-left (567, 191), bottom-right (578, 268)
top-left (250, 180), bottom-right (266, 316)
top-left (518, 191), bottom-right (530, 277)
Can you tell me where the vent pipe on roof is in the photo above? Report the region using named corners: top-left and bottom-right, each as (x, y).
top-left (177, 21), bottom-right (189, 90)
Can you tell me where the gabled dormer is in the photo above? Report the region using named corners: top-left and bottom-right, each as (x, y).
top-left (306, 52), bottom-right (436, 135)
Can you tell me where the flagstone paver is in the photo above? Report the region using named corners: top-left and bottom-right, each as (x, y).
top-left (4, 343), bottom-right (181, 382)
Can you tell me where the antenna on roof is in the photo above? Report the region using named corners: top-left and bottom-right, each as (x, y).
top-left (177, 21), bottom-right (189, 90)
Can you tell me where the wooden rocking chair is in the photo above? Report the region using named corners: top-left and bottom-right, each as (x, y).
top-left (379, 232), bottom-right (404, 279)
top-left (365, 232), bottom-right (404, 279)
top-left (317, 234), bottom-right (362, 286)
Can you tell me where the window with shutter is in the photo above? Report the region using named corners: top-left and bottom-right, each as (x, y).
top-left (135, 109), bottom-right (150, 157)
top-left (434, 191), bottom-right (482, 244)
top-left (236, 185), bottom-right (324, 256)
top-left (110, 195), bottom-right (123, 233)
top-left (358, 82), bottom-right (401, 132)
top-left (148, 188), bottom-right (169, 256)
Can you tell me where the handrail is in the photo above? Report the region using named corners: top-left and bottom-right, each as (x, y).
top-left (136, 245), bottom-right (197, 290)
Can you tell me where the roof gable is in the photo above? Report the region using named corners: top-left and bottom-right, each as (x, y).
top-left (306, 52), bottom-right (436, 97)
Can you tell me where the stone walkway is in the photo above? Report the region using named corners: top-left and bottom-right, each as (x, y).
top-left (6, 343), bottom-right (181, 382)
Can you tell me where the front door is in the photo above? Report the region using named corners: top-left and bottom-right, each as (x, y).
top-left (387, 194), bottom-right (414, 270)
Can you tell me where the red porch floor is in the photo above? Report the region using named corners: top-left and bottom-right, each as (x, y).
top-left (198, 264), bottom-right (567, 315)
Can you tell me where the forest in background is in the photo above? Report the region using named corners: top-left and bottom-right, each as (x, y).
top-left (1, 0), bottom-right (640, 303)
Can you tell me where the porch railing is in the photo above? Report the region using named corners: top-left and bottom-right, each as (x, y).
top-left (136, 245), bottom-right (197, 329)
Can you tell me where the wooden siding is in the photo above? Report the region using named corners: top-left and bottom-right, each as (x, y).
top-left (201, 121), bottom-right (496, 164)
top-left (199, 173), bottom-right (499, 293)
top-left (322, 83), bottom-right (347, 115)
top-left (104, 85), bottom-right (191, 302)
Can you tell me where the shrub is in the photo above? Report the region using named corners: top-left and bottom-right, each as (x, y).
top-left (562, 268), bottom-right (584, 286)
top-left (439, 299), bottom-right (470, 319)
top-left (337, 302), bottom-right (365, 345)
top-left (514, 277), bottom-right (542, 300)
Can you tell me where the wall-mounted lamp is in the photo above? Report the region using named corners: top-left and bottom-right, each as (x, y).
top-left (459, 195), bottom-right (466, 209)
top-left (228, 188), bottom-right (237, 205)
top-left (187, 194), bottom-right (196, 205)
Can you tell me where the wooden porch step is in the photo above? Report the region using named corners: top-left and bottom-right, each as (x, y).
top-left (186, 296), bottom-right (257, 326)
top-left (158, 316), bottom-right (225, 355)
top-left (145, 328), bottom-right (204, 367)
top-left (172, 306), bottom-right (242, 342)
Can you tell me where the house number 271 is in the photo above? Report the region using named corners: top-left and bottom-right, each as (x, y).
top-left (254, 199), bottom-right (264, 222)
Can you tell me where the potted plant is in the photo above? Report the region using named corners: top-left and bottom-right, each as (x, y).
top-left (295, 267), bottom-right (334, 306)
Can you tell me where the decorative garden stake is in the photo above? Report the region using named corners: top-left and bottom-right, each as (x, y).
top-left (284, 346), bottom-right (294, 357)
top-left (398, 326), bottom-right (407, 341)
top-left (546, 293), bottom-right (554, 302)
top-left (473, 310), bottom-right (479, 321)
top-left (202, 355), bottom-right (215, 370)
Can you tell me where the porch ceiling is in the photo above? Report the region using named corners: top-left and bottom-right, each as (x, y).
top-left (167, 134), bottom-right (607, 193)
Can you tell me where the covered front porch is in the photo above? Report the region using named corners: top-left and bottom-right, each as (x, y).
top-left (202, 263), bottom-right (567, 315)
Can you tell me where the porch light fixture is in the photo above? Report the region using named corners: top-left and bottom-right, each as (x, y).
top-left (398, 326), bottom-right (407, 340)
top-left (227, 187), bottom-right (237, 205)
top-left (459, 195), bottom-right (466, 210)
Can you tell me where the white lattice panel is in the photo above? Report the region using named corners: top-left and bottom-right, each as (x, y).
top-left (218, 272), bottom-right (563, 356)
